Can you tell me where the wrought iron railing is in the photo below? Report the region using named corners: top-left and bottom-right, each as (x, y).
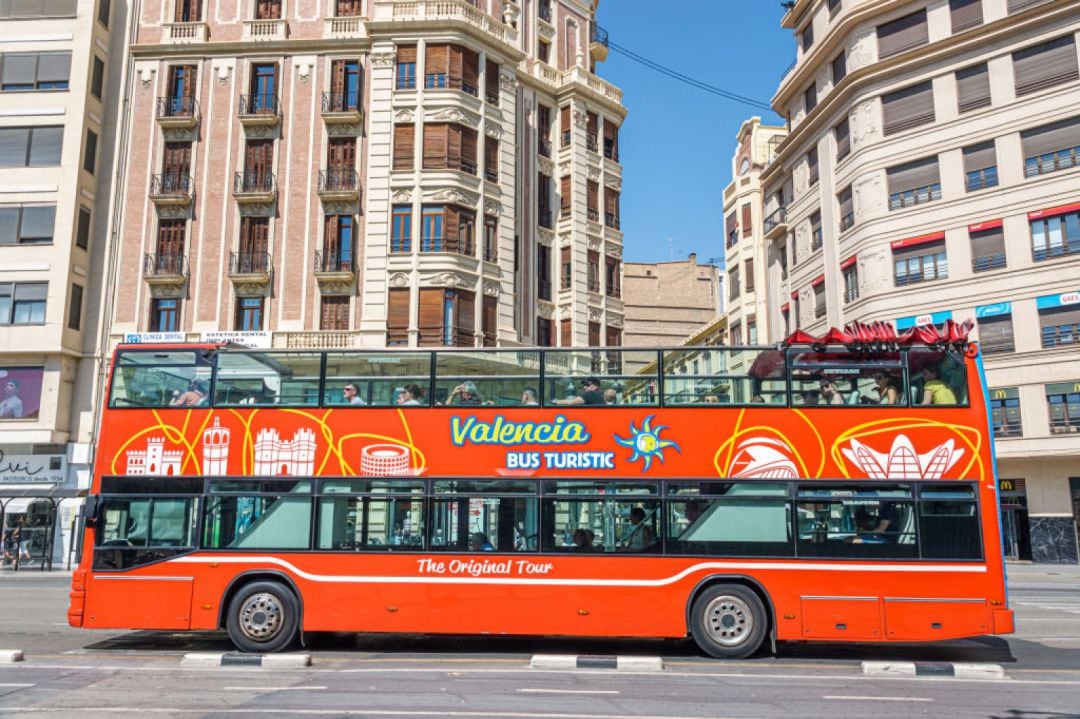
top-left (233, 171), bottom-right (275, 193)
top-left (318, 169), bottom-right (359, 193)
top-left (238, 93), bottom-right (280, 116)
top-left (229, 250), bottom-right (271, 275)
top-left (314, 250), bottom-right (355, 273)
top-left (143, 252), bottom-right (187, 277)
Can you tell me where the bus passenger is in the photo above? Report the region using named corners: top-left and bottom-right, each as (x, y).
top-left (342, 383), bottom-right (366, 405)
top-left (603, 388), bottom-right (617, 405)
top-left (819, 379), bottom-right (845, 405)
top-left (397, 384), bottom-right (425, 406)
top-left (172, 380), bottom-right (207, 407)
top-left (872, 372), bottom-right (901, 405)
top-left (619, 507), bottom-right (655, 551)
top-left (469, 532), bottom-right (494, 551)
top-left (448, 381), bottom-right (483, 406)
top-left (556, 377), bottom-right (605, 406)
top-left (521, 386), bottom-right (539, 406)
top-left (749, 395), bottom-right (765, 403)
top-left (704, 394), bottom-right (722, 404)
top-left (572, 528), bottom-right (595, 549)
top-left (920, 366), bottom-right (957, 405)
top-left (801, 390), bottom-right (821, 405)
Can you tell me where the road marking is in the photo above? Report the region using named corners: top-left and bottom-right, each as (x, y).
top-left (0, 683), bottom-right (35, 688)
top-left (223, 686), bottom-right (327, 692)
top-left (517, 689), bottom-right (620, 695)
top-left (823, 695), bottom-right (932, 702)
top-left (0, 709), bottom-right (754, 718)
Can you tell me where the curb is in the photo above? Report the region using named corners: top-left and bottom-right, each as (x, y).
top-left (862, 661), bottom-right (1005, 680)
top-left (181, 652), bottom-right (312, 668)
top-left (530, 655), bottom-right (665, 672)
top-left (0, 650), bottom-right (24, 663)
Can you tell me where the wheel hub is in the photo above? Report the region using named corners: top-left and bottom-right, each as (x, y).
top-left (239, 593), bottom-right (283, 642)
top-left (704, 595), bottom-right (753, 647)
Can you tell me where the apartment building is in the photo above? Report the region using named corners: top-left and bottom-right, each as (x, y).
top-left (0, 0), bottom-right (120, 565)
top-left (761, 0), bottom-right (1080, 562)
top-left (722, 118), bottom-right (787, 346)
top-left (106, 0), bottom-right (626, 354)
top-left (622, 254), bottom-right (725, 348)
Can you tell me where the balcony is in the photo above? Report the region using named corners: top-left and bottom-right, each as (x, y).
top-left (1024, 146), bottom-right (1080, 178)
top-left (590, 22), bottom-right (609, 63)
top-left (143, 253), bottom-right (188, 286)
top-left (325, 15), bottom-right (366, 39)
top-left (149, 173), bottom-right (194, 206)
top-left (313, 250), bottom-right (356, 289)
top-left (538, 138), bottom-right (552, 158)
top-left (605, 213), bottom-right (620, 230)
top-left (162, 21), bottom-right (208, 43)
top-left (317, 169), bottom-right (360, 202)
top-left (243, 18), bottom-right (288, 41)
top-left (321, 91), bottom-right (363, 125)
top-left (381, 0), bottom-right (519, 48)
top-left (966, 166), bottom-right (999, 192)
top-left (155, 97), bottom-right (199, 130)
top-left (238, 94), bottom-right (280, 126)
top-left (993, 420), bottom-right (1023, 438)
top-left (232, 172), bottom-right (276, 204)
top-left (586, 131), bottom-right (598, 153)
top-left (763, 207), bottom-right (788, 240)
top-left (889, 183), bottom-right (941, 211)
top-left (228, 251), bottom-right (272, 284)
top-left (972, 253), bottom-right (1007, 272)
top-left (561, 66), bottom-right (623, 107)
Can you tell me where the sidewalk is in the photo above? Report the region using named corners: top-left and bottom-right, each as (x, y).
top-left (1005, 560), bottom-right (1080, 586)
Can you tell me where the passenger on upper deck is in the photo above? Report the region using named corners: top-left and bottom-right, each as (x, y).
top-left (447, 381), bottom-right (484, 406)
top-left (172, 380), bottom-right (208, 407)
top-left (819, 379), bottom-right (845, 405)
top-left (920, 366), bottom-right (957, 405)
top-left (603, 388), bottom-right (617, 405)
top-left (397, 384), bottom-right (425, 406)
top-left (872, 372), bottom-right (902, 405)
top-left (469, 532), bottom-right (494, 551)
top-left (342, 383), bottom-right (366, 405)
top-left (555, 377), bottom-right (605, 406)
top-left (520, 386), bottom-right (539, 406)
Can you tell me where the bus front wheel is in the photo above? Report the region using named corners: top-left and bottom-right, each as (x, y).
top-left (689, 584), bottom-right (767, 659)
top-left (225, 581), bottom-right (300, 654)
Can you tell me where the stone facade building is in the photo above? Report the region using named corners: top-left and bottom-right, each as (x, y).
top-left (621, 254), bottom-right (725, 348)
top-left (761, 0), bottom-right (1080, 561)
top-left (105, 0), bottom-right (626, 351)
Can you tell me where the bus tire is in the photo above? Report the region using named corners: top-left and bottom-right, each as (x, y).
top-left (225, 580), bottom-right (300, 654)
top-left (689, 584), bottom-right (767, 659)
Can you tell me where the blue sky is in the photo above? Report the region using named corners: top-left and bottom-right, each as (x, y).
top-left (598, 1), bottom-right (793, 263)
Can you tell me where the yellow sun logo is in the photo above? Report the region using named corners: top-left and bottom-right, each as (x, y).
top-left (614, 415), bottom-right (681, 472)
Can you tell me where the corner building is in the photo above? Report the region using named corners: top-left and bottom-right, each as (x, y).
top-left (762, 0), bottom-right (1080, 562)
top-left (108, 0), bottom-right (626, 351)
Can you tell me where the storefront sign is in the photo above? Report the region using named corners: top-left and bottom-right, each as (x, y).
top-left (1036, 291), bottom-right (1080, 310)
top-left (895, 310), bottom-right (952, 331)
top-left (200, 331), bottom-right (273, 349)
top-left (123, 332), bottom-right (186, 343)
top-left (0, 367), bottom-right (44, 420)
top-left (976, 302), bottom-right (1012, 318)
top-left (0, 453), bottom-right (65, 483)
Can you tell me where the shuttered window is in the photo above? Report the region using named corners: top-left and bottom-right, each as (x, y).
top-left (810, 210), bottom-right (822, 251)
top-left (979, 315), bottom-right (1014, 353)
top-left (460, 129), bottom-right (477, 175)
top-left (560, 246), bottom-right (572, 290)
top-left (1021, 116), bottom-right (1080, 176)
top-left (484, 136), bottom-right (498, 182)
top-left (560, 175), bottom-right (572, 215)
top-left (1013, 35), bottom-right (1079, 97)
top-left (834, 117), bottom-right (850, 160)
top-left (456, 290), bottom-right (475, 346)
top-left (393, 124), bottom-right (414, 170)
top-left (804, 82), bottom-right (817, 113)
top-left (838, 185), bottom-right (854, 231)
top-left (320, 296), bottom-right (349, 331)
top-left (887, 156), bottom-right (941, 210)
top-left (560, 318), bottom-right (572, 347)
top-left (588, 321), bottom-right (601, 347)
top-left (1040, 305), bottom-right (1080, 348)
top-left (745, 258), bottom-right (755, 292)
top-left (424, 44), bottom-right (449, 88)
top-left (725, 212), bottom-right (737, 248)
top-left (956, 63), bottom-right (991, 113)
top-left (832, 52), bottom-right (846, 84)
top-left (604, 187), bottom-right (620, 229)
top-left (587, 181), bottom-right (599, 221)
top-left (603, 119), bottom-right (619, 161)
top-left (963, 141), bottom-right (998, 191)
top-left (741, 204), bottom-right (752, 237)
top-left (970, 225), bottom-right (1006, 272)
top-left (882, 81), bottom-right (935, 135)
top-left (877, 10), bottom-right (928, 59)
top-left (586, 112), bottom-right (598, 152)
top-left (560, 106), bottom-right (571, 146)
top-left (605, 325), bottom-right (621, 347)
top-left (893, 239), bottom-right (947, 286)
top-left (800, 23), bottom-right (813, 52)
top-left (485, 59), bottom-right (499, 105)
top-left (422, 124), bottom-right (477, 174)
top-left (417, 288), bottom-right (443, 347)
top-left (482, 295), bottom-right (497, 346)
top-left (807, 147), bottom-right (819, 186)
top-left (950, 0), bottom-right (982, 33)
top-left (396, 45), bottom-right (417, 90)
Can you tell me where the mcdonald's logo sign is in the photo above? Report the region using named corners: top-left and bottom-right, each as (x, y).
top-left (999, 479), bottom-right (1014, 492)
top-left (993, 389), bottom-right (1008, 400)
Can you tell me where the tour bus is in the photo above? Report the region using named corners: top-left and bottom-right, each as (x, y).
top-left (68, 321), bottom-right (1013, 658)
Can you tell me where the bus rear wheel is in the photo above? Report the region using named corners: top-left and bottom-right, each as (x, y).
top-left (225, 581), bottom-right (300, 654)
top-left (689, 584), bottom-right (767, 659)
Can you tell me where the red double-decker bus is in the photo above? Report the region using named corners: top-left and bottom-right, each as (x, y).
top-left (69, 323), bottom-right (1013, 658)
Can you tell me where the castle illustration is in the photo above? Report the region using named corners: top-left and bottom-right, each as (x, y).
top-left (125, 438), bottom-right (183, 475)
top-left (254, 427), bottom-right (316, 476)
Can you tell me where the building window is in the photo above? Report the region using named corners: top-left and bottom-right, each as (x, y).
top-left (832, 51), bottom-right (846, 84)
top-left (155, 218), bottom-right (186, 271)
top-left (728, 267), bottom-right (740, 301)
top-left (0, 126), bottom-right (63, 167)
top-left (321, 215), bottom-right (354, 272)
top-left (537, 317), bottom-right (553, 347)
top-left (963, 141), bottom-right (998, 191)
top-left (335, 0), bottom-right (362, 17)
top-left (970, 223), bottom-right (1006, 271)
top-left (485, 58), bottom-right (500, 105)
top-left (746, 315), bottom-right (758, 345)
top-left (484, 136), bottom-right (498, 182)
top-left (744, 258), bottom-right (755, 292)
top-left (67, 283), bottom-right (83, 331)
top-left (887, 156), bottom-right (941, 210)
top-left (560, 106), bottom-right (571, 147)
top-left (950, 0), bottom-right (982, 33)
top-left (83, 130), bottom-right (98, 174)
top-left (97, 0), bottom-right (111, 25)
top-left (0, 205), bottom-right (55, 245)
top-left (538, 173), bottom-right (552, 228)
top-left (174, 0), bottom-right (201, 22)
top-left (1046, 382), bottom-right (1080, 433)
top-left (834, 117), bottom-right (850, 160)
top-left (0, 52), bottom-right (71, 92)
top-left (800, 23), bottom-right (813, 52)
top-left (604, 188), bottom-right (621, 230)
top-left (538, 105), bottom-right (552, 157)
top-left (423, 123), bottom-right (477, 174)
top-left (827, 0), bottom-right (842, 18)
top-left (424, 44), bottom-right (479, 96)
top-left (603, 119), bottom-right (619, 161)
top-left (807, 147), bottom-right (819, 186)
top-left (893, 239), bottom-right (947, 286)
top-left (76, 206), bottom-right (91, 250)
top-left (813, 281), bottom-right (826, 318)
top-left (1013, 35), bottom-right (1078, 97)
top-left (422, 205), bottom-right (444, 252)
top-left (605, 256), bottom-right (621, 298)
top-left (1021, 117), bottom-right (1080, 178)
top-left (741, 204), bottom-right (752, 237)
top-left (255, 0), bottom-right (281, 20)
top-left (235, 296), bottom-right (264, 331)
top-left (978, 314), bottom-right (1015, 354)
top-left (990, 387), bottom-right (1022, 436)
top-left (877, 9), bottom-right (928, 59)
top-left (729, 322), bottom-right (742, 346)
top-left (842, 261), bottom-right (858, 303)
top-left (91, 56), bottom-right (105, 99)
top-left (1040, 304), bottom-right (1080, 349)
top-left (1030, 208), bottom-right (1080, 261)
top-left (483, 214), bottom-right (497, 261)
top-left (810, 210), bottom-right (822, 251)
top-left (0, 283), bottom-right (47, 325)
top-left (725, 212), bottom-right (738, 249)
top-left (804, 82), bottom-right (817, 114)
top-left (956, 62), bottom-right (990, 113)
top-left (150, 298), bottom-right (180, 332)
top-left (560, 175), bottom-right (572, 217)
top-left (560, 246), bottom-right (572, 290)
top-left (838, 185), bottom-right (853, 231)
top-left (882, 81), bottom-right (934, 136)
top-left (396, 45), bottom-right (416, 90)
top-left (391, 205), bottom-right (412, 253)
top-left (538, 40), bottom-right (550, 64)
top-left (537, 245), bottom-right (552, 301)
top-left (393, 124), bottom-right (414, 170)
top-left (320, 296), bottom-right (349, 330)
top-left (328, 59), bottom-right (360, 111)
